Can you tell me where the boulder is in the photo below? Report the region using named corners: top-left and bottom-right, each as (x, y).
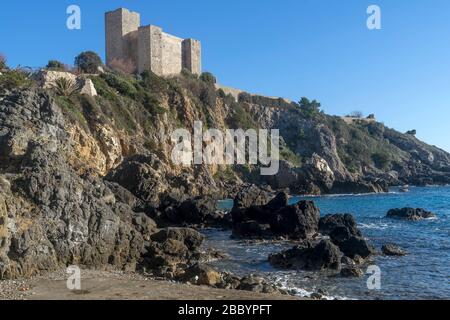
top-left (386, 208), bottom-right (436, 221)
top-left (268, 240), bottom-right (342, 271)
top-left (319, 214), bottom-right (362, 238)
top-left (382, 243), bottom-right (407, 256)
top-left (319, 213), bottom-right (374, 259)
top-left (231, 184), bottom-right (271, 213)
top-left (150, 228), bottom-right (204, 251)
top-left (232, 192), bottom-right (320, 240)
top-left (237, 275), bottom-right (279, 294)
top-left (340, 266), bottom-right (364, 278)
top-left (336, 235), bottom-right (375, 259)
top-left (144, 228), bottom-right (204, 277)
top-left (270, 200), bottom-right (320, 239)
top-left (178, 263), bottom-right (222, 286)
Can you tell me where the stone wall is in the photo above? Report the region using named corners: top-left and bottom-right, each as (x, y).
top-left (161, 32), bottom-right (183, 76)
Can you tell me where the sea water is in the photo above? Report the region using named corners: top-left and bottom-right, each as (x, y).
top-left (204, 186), bottom-right (450, 300)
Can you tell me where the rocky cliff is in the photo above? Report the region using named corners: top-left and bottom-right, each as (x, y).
top-left (1, 68), bottom-right (450, 278)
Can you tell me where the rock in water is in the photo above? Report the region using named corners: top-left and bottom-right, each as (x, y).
top-left (386, 208), bottom-right (436, 221)
top-left (268, 240), bottom-right (342, 271)
top-left (319, 214), bottom-right (362, 238)
top-left (319, 213), bottom-right (374, 258)
top-left (340, 266), bottom-right (364, 278)
top-left (382, 244), bottom-right (407, 256)
top-left (231, 191), bottom-right (320, 240)
top-left (231, 184), bottom-right (271, 213)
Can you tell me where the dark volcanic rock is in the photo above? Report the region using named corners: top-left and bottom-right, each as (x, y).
top-left (340, 266), bottom-right (364, 278)
top-left (231, 192), bottom-right (320, 240)
top-left (105, 154), bottom-right (169, 206)
top-left (161, 196), bottom-right (226, 227)
top-left (319, 214), bottom-right (362, 238)
top-left (382, 243), bottom-right (407, 256)
top-left (268, 240), bottom-right (342, 271)
top-left (144, 228), bottom-right (204, 277)
top-left (318, 213), bottom-right (374, 259)
top-left (336, 235), bottom-right (375, 259)
top-left (386, 208), bottom-right (436, 221)
top-left (231, 184), bottom-right (271, 213)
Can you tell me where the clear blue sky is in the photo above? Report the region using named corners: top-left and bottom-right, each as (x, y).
top-left (1, 0), bottom-right (449, 151)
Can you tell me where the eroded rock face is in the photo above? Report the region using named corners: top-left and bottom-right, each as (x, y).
top-left (268, 240), bottom-right (342, 271)
top-left (231, 192), bottom-right (320, 240)
top-left (106, 154), bottom-right (169, 206)
top-left (143, 228), bottom-right (205, 278)
top-left (386, 208), bottom-right (436, 221)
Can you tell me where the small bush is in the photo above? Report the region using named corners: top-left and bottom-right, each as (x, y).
top-left (406, 129), bottom-right (417, 136)
top-left (101, 73), bottom-right (137, 98)
top-left (75, 51), bottom-right (102, 74)
top-left (46, 60), bottom-right (66, 71)
top-left (0, 69), bottom-right (32, 90)
top-left (200, 72), bottom-right (216, 85)
top-left (372, 152), bottom-right (391, 169)
top-left (0, 54), bottom-right (6, 70)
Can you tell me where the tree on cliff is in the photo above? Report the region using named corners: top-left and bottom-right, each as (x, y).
top-left (0, 53), bottom-right (6, 70)
top-left (75, 51), bottom-right (102, 74)
top-left (299, 97), bottom-right (322, 117)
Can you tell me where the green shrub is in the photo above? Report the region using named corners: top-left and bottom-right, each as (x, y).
top-left (0, 70), bottom-right (32, 90)
top-left (200, 72), bottom-right (216, 85)
top-left (46, 60), bottom-right (66, 71)
top-left (299, 97), bottom-right (322, 118)
top-left (55, 96), bottom-right (88, 130)
top-left (75, 51), bottom-right (102, 74)
top-left (101, 73), bottom-right (137, 98)
top-left (0, 54), bottom-right (6, 70)
top-left (372, 152), bottom-right (391, 169)
top-left (89, 76), bottom-right (116, 100)
top-left (227, 102), bottom-right (258, 130)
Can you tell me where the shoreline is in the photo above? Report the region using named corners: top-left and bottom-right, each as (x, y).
top-left (0, 269), bottom-right (304, 301)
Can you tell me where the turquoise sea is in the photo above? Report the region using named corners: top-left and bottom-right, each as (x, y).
top-left (205, 186), bottom-right (450, 300)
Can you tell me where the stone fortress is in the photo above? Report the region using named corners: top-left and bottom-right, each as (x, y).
top-left (105, 8), bottom-right (201, 76)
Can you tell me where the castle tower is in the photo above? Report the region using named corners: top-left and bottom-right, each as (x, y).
top-left (182, 39), bottom-right (202, 75)
top-left (138, 25), bottom-right (163, 75)
top-left (105, 8), bottom-right (202, 76)
top-left (105, 8), bottom-right (140, 68)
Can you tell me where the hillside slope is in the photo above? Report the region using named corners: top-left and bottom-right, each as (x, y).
top-left (1, 67), bottom-right (450, 278)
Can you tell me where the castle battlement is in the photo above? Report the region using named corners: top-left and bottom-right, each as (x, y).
top-left (105, 8), bottom-right (201, 76)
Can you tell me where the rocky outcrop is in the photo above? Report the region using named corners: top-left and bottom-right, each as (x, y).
top-left (268, 240), bottom-right (342, 271)
top-left (340, 266), bottom-right (364, 278)
top-left (382, 244), bottom-right (407, 256)
top-left (231, 192), bottom-right (320, 239)
top-left (156, 195), bottom-right (228, 228)
top-left (143, 228), bottom-right (204, 278)
top-left (386, 208), bottom-right (436, 221)
top-left (319, 214), bottom-right (374, 258)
